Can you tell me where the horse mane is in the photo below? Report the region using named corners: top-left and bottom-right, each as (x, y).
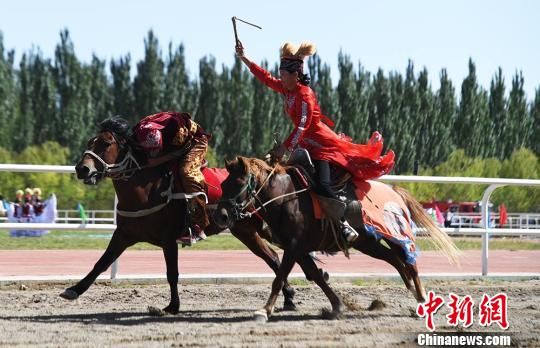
top-left (99, 116), bottom-right (133, 139)
top-left (227, 156), bottom-right (287, 181)
top-left (99, 116), bottom-right (147, 153)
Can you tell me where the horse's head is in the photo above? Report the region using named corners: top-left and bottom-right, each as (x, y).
top-left (215, 156), bottom-right (259, 228)
top-left (75, 116), bottom-right (135, 185)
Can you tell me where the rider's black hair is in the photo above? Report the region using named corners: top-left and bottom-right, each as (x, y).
top-left (298, 72), bottom-right (311, 86)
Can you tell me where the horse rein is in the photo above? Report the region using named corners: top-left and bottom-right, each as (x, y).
top-left (220, 165), bottom-right (308, 221)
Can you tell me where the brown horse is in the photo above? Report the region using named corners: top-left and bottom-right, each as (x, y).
top-left (215, 156), bottom-right (460, 321)
top-left (60, 117), bottom-right (298, 313)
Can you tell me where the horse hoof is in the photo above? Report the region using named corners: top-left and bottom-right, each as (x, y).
top-left (163, 305), bottom-right (179, 315)
top-left (321, 308), bottom-right (342, 320)
top-left (322, 270), bottom-right (330, 282)
top-left (253, 310), bottom-right (268, 322)
top-left (148, 306), bottom-right (167, 316)
top-left (282, 303), bottom-right (297, 311)
top-left (59, 289), bottom-right (79, 300)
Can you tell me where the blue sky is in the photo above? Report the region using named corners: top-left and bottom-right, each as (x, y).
top-left (1, 0), bottom-right (539, 98)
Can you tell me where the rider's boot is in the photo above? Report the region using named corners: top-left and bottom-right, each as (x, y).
top-left (316, 195), bottom-right (359, 243)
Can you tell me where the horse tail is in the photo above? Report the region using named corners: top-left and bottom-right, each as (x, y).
top-left (392, 185), bottom-right (461, 265)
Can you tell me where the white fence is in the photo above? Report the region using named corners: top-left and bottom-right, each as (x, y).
top-left (1, 164), bottom-right (539, 278)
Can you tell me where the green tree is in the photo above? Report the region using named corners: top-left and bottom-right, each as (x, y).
top-left (336, 53), bottom-right (359, 139)
top-left (429, 69), bottom-right (456, 166)
top-left (0, 32), bottom-right (17, 151)
top-left (354, 63), bottom-right (372, 142)
top-left (15, 53), bottom-right (35, 151)
top-left (382, 71), bottom-right (403, 161)
top-left (250, 61), bottom-right (278, 156)
top-left (110, 54), bottom-right (135, 122)
top-left (53, 29), bottom-right (90, 158)
top-left (133, 30), bottom-right (165, 117)
top-left (415, 68), bottom-right (434, 166)
top-left (308, 54), bottom-right (339, 130)
top-left (488, 68), bottom-right (506, 158)
top-left (162, 43), bottom-right (195, 113)
top-left (196, 56), bottom-right (223, 157)
top-left (88, 55), bottom-right (113, 124)
top-left (220, 57), bottom-right (253, 158)
top-left (28, 52), bottom-right (57, 145)
top-left (390, 61), bottom-right (417, 173)
top-left (529, 88), bottom-right (540, 156)
top-left (455, 59), bottom-right (489, 157)
top-left (504, 71), bottom-right (531, 157)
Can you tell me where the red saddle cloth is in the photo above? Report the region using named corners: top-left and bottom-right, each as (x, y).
top-left (201, 166), bottom-right (229, 204)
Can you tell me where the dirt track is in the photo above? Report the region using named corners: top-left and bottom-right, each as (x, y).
top-left (0, 280), bottom-right (538, 347)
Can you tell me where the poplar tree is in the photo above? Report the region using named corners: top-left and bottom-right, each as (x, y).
top-left (196, 56), bottom-right (223, 155)
top-left (110, 55), bottom-right (135, 122)
top-left (53, 29), bottom-right (89, 156)
top-left (0, 33), bottom-right (17, 150)
top-left (133, 30), bottom-right (165, 117)
top-left (530, 88), bottom-right (540, 156)
top-left (488, 68), bottom-right (506, 158)
top-left (220, 57), bottom-right (253, 158)
top-left (430, 69), bottom-right (457, 165)
top-left (162, 43), bottom-right (194, 113)
top-left (505, 71), bottom-right (531, 157)
top-left (455, 59), bottom-right (489, 157)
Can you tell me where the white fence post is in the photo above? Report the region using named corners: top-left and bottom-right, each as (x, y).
top-left (480, 184), bottom-right (504, 276)
top-left (110, 194), bottom-right (119, 280)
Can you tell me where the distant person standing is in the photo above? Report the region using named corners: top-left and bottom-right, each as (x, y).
top-left (13, 189), bottom-right (24, 218)
top-left (22, 188), bottom-right (34, 218)
top-left (32, 187), bottom-right (45, 216)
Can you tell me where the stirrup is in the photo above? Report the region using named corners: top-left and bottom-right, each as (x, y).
top-left (341, 220), bottom-right (359, 243)
top-left (177, 235), bottom-right (196, 247)
top-left (193, 225), bottom-right (207, 241)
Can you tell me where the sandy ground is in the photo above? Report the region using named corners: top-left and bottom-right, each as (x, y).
top-left (0, 280), bottom-right (538, 347)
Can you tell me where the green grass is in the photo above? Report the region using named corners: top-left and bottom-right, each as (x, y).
top-left (0, 231), bottom-right (248, 250)
top-left (416, 237), bottom-right (540, 251)
top-left (0, 230), bottom-right (538, 251)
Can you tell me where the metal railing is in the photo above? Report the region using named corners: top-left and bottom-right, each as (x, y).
top-left (1, 164), bottom-right (539, 278)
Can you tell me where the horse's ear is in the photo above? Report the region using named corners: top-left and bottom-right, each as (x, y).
top-left (237, 156), bottom-right (249, 174)
top-left (225, 158), bottom-right (234, 172)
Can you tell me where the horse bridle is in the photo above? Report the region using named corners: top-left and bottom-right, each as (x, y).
top-left (219, 166), bottom-right (308, 222)
top-left (219, 172), bottom-right (258, 220)
top-left (83, 134), bottom-right (143, 181)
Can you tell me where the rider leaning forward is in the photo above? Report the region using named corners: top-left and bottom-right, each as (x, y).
top-left (133, 111), bottom-right (210, 244)
top-left (236, 40), bottom-right (395, 243)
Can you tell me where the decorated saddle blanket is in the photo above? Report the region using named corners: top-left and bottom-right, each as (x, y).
top-left (310, 179), bottom-right (418, 264)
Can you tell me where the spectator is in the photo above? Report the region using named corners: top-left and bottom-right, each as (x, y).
top-left (0, 194), bottom-right (5, 217)
top-left (22, 188), bottom-right (34, 218)
top-left (13, 189), bottom-right (24, 218)
top-left (14, 189), bottom-right (23, 204)
top-left (32, 187), bottom-right (45, 216)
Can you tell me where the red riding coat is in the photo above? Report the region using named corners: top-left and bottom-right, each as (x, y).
top-left (249, 62), bottom-right (395, 181)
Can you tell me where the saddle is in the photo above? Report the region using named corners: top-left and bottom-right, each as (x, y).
top-left (169, 159), bottom-right (227, 205)
top-left (286, 148), bottom-right (362, 227)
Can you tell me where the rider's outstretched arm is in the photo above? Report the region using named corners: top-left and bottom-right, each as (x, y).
top-left (236, 41), bottom-right (284, 94)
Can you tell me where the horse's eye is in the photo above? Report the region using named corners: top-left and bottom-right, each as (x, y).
top-left (87, 138), bottom-right (97, 147)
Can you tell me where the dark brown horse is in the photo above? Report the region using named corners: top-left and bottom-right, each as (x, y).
top-left (215, 156), bottom-right (460, 321)
top-left (60, 117), bottom-right (297, 313)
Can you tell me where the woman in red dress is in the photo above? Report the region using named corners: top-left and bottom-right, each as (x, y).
top-left (235, 41), bottom-right (395, 242)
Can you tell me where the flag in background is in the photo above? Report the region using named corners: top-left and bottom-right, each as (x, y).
top-left (499, 204), bottom-right (508, 227)
top-left (434, 205), bottom-right (445, 226)
top-left (76, 203), bottom-right (88, 223)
